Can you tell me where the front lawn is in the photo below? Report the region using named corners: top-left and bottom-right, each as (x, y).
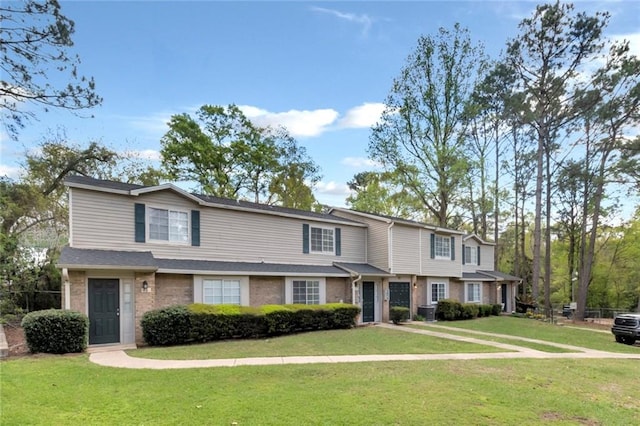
top-left (3, 355), bottom-right (639, 425)
top-left (127, 326), bottom-right (503, 360)
top-left (423, 316), bottom-right (638, 353)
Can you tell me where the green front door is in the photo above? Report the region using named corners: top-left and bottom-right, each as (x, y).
top-left (389, 282), bottom-right (410, 310)
top-left (88, 278), bottom-right (120, 345)
top-left (362, 282), bottom-right (375, 322)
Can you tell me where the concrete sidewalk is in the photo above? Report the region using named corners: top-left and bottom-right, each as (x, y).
top-left (89, 323), bottom-right (640, 369)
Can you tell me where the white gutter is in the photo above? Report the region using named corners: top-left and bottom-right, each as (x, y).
top-left (351, 274), bottom-right (362, 322)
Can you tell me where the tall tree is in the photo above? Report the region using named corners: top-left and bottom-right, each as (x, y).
top-left (369, 24), bottom-right (486, 227)
top-left (504, 2), bottom-right (609, 313)
top-left (160, 104), bottom-right (321, 206)
top-left (0, 0), bottom-right (102, 137)
top-left (346, 171), bottom-right (422, 219)
top-left (573, 41), bottom-right (640, 320)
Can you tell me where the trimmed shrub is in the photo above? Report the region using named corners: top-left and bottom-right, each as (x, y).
top-left (491, 304), bottom-right (503, 316)
top-left (461, 303), bottom-right (480, 320)
top-left (390, 306), bottom-right (410, 324)
top-left (326, 303), bottom-right (361, 329)
top-left (141, 305), bottom-right (191, 346)
top-left (435, 299), bottom-right (462, 321)
top-left (21, 309), bottom-right (88, 354)
top-left (141, 303), bottom-right (362, 346)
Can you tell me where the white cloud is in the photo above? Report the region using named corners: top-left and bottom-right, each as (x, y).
top-left (239, 105), bottom-right (339, 138)
top-left (341, 157), bottom-right (380, 169)
top-left (0, 164), bottom-right (23, 179)
top-left (315, 180), bottom-right (351, 196)
top-left (311, 7), bottom-right (373, 37)
top-left (338, 102), bottom-right (386, 129)
top-left (122, 149), bottom-right (162, 161)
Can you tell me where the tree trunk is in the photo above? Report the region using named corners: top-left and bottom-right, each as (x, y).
top-left (531, 130), bottom-right (545, 305)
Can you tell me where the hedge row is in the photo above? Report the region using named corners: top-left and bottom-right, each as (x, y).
top-left (141, 303), bottom-right (361, 346)
top-left (21, 309), bottom-right (89, 354)
top-left (435, 299), bottom-right (502, 321)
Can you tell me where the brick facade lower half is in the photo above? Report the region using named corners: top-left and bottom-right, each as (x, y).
top-left (326, 277), bottom-right (351, 304)
top-left (155, 273), bottom-right (193, 308)
top-left (250, 276), bottom-right (284, 306)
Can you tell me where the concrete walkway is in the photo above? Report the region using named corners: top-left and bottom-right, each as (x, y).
top-left (89, 323), bottom-right (640, 369)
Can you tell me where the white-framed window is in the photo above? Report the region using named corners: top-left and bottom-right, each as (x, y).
top-left (149, 207), bottom-right (189, 243)
top-left (431, 282), bottom-right (447, 304)
top-left (310, 227), bottom-right (334, 254)
top-left (193, 276), bottom-right (249, 306)
top-left (293, 280), bottom-right (320, 304)
top-left (464, 246), bottom-right (478, 265)
top-left (286, 277), bottom-right (326, 305)
top-left (434, 235), bottom-right (451, 259)
top-left (203, 279), bottom-right (241, 305)
top-left (466, 282), bottom-right (481, 303)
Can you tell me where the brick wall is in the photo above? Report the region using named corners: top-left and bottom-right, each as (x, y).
top-left (250, 276), bottom-right (284, 306)
top-left (134, 272), bottom-right (155, 344)
top-left (449, 282), bottom-right (464, 303)
top-left (155, 274), bottom-right (192, 308)
top-left (69, 271), bottom-right (87, 314)
top-left (326, 277), bottom-right (351, 303)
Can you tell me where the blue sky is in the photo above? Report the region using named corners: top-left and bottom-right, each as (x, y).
top-left (1, 1), bottom-right (639, 208)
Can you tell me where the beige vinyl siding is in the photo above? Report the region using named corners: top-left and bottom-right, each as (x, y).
top-left (421, 232), bottom-right (462, 278)
top-left (390, 224), bottom-right (420, 274)
top-left (329, 210), bottom-right (389, 271)
top-left (479, 244), bottom-right (495, 270)
top-left (70, 188), bottom-right (366, 265)
top-left (462, 240), bottom-right (496, 273)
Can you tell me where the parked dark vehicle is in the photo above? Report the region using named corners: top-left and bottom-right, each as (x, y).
top-left (611, 313), bottom-right (640, 345)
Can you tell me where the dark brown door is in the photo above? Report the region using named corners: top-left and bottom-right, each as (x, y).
top-left (88, 278), bottom-right (120, 344)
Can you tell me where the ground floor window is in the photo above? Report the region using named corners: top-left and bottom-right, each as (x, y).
top-left (431, 282), bottom-right (446, 304)
top-left (292, 280), bottom-right (320, 304)
top-left (466, 282), bottom-right (481, 303)
top-left (286, 277), bottom-right (326, 305)
top-left (203, 279), bottom-right (241, 305)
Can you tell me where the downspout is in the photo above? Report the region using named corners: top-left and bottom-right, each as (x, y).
top-left (351, 274), bottom-right (362, 323)
top-left (62, 268), bottom-right (70, 310)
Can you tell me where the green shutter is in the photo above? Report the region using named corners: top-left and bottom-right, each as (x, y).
top-left (430, 233), bottom-right (435, 259)
top-left (451, 236), bottom-right (455, 260)
top-left (134, 203), bottom-right (145, 243)
top-left (335, 227), bottom-right (341, 256)
top-left (302, 224), bottom-right (310, 254)
top-left (477, 246), bottom-right (481, 265)
top-left (191, 210), bottom-right (200, 247)
top-left (462, 244), bottom-right (466, 265)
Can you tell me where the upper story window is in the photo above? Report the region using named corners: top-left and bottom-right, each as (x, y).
top-left (311, 227), bottom-right (334, 253)
top-left (149, 207), bottom-right (189, 243)
top-left (303, 224), bottom-right (341, 256)
top-left (434, 235), bottom-right (451, 259)
top-left (464, 246), bottom-right (477, 264)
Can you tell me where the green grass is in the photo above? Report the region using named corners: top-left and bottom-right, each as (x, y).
top-left (3, 318), bottom-right (639, 425)
top-left (408, 323), bottom-right (578, 353)
top-left (3, 355), bottom-right (639, 425)
top-left (126, 326), bottom-right (504, 360)
top-left (425, 316), bottom-right (639, 353)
